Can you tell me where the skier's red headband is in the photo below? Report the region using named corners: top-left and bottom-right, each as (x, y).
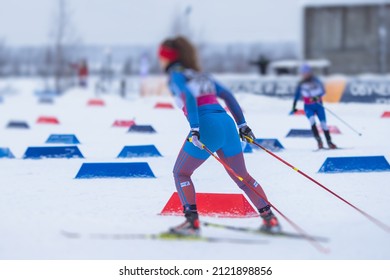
top-left (158, 45), bottom-right (179, 61)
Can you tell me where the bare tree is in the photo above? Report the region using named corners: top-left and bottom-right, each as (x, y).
top-left (122, 57), bottom-right (133, 76)
top-left (0, 39), bottom-right (8, 76)
top-left (47, 0), bottom-right (80, 93)
top-left (170, 5), bottom-right (193, 38)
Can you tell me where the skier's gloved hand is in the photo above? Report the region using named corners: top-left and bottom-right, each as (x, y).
top-left (189, 128), bottom-right (204, 150)
top-left (311, 96), bottom-right (320, 102)
top-left (239, 123), bottom-right (256, 143)
top-left (289, 108), bottom-right (298, 115)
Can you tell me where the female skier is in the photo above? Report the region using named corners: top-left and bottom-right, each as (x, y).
top-left (158, 36), bottom-right (281, 236)
top-left (291, 64), bottom-right (337, 149)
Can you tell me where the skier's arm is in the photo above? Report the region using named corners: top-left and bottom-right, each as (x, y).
top-left (316, 77), bottom-right (326, 97)
top-left (292, 84), bottom-right (301, 112)
top-left (170, 72), bottom-right (200, 129)
top-left (214, 81), bottom-right (246, 127)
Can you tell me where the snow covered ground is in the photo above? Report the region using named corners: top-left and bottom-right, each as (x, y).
top-left (0, 78), bottom-right (389, 260)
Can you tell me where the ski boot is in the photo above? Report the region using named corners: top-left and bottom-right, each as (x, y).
top-left (324, 130), bottom-right (337, 149)
top-left (316, 138), bottom-right (324, 149)
top-left (327, 141), bottom-right (337, 149)
top-left (311, 124), bottom-right (324, 149)
top-left (259, 206), bottom-right (281, 234)
top-left (169, 206), bottom-right (200, 236)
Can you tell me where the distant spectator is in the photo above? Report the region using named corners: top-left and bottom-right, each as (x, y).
top-left (71, 59), bottom-right (89, 87)
top-left (120, 78), bottom-right (126, 98)
top-left (78, 60), bottom-right (89, 87)
top-left (250, 55), bottom-right (270, 75)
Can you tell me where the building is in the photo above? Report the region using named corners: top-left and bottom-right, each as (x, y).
top-left (303, 0), bottom-right (390, 74)
top-left (232, 0), bottom-right (389, 74)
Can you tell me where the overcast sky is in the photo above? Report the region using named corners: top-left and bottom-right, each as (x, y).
top-left (0, 0), bottom-right (301, 46)
top-left (0, 0), bottom-right (385, 46)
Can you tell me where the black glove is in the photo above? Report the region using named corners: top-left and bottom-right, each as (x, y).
top-left (189, 129), bottom-right (204, 149)
top-left (290, 100), bottom-right (298, 115)
top-left (311, 96), bottom-right (320, 102)
top-left (239, 124), bottom-right (256, 143)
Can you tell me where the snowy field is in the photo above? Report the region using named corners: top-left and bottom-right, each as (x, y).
top-left (0, 78), bottom-right (389, 260)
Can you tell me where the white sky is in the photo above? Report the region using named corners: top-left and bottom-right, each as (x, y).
top-left (0, 0), bottom-right (386, 46)
top-left (0, 0), bottom-right (301, 46)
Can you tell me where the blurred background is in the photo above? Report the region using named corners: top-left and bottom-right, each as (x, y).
top-left (0, 0), bottom-right (389, 96)
top-left (1, 1), bottom-right (390, 262)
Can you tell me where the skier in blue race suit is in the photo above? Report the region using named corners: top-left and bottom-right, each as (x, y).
top-left (291, 65), bottom-right (337, 149)
top-left (158, 36), bottom-right (281, 236)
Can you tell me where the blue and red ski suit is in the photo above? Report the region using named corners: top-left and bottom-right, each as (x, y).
top-left (167, 63), bottom-right (269, 212)
top-left (293, 76), bottom-right (329, 130)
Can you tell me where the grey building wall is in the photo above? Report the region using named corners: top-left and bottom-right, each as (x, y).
top-left (304, 4), bottom-right (390, 74)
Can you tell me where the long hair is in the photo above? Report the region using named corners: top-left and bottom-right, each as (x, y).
top-left (160, 36), bottom-right (201, 71)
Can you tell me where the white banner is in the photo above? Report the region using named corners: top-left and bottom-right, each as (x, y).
top-left (0, 260), bottom-right (389, 280)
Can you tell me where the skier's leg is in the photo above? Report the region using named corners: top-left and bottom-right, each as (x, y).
top-left (171, 115), bottom-right (225, 235)
top-left (311, 124), bottom-right (323, 148)
top-left (173, 142), bottom-right (208, 209)
top-left (174, 113), bottom-right (225, 208)
top-left (171, 140), bottom-right (208, 235)
top-left (306, 105), bottom-right (323, 148)
top-left (317, 105), bottom-right (337, 148)
top-left (216, 150), bottom-right (268, 209)
top-left (218, 114), bottom-right (281, 232)
top-left (216, 149), bottom-right (281, 232)
top-left (316, 104), bottom-right (328, 131)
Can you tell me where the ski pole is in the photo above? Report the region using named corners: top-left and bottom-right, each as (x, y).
top-left (320, 104), bottom-right (362, 136)
top-left (245, 136), bottom-right (390, 233)
top-left (192, 139), bottom-right (330, 253)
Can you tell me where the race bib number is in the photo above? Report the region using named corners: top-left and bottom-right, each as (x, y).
top-left (186, 73), bottom-right (216, 97)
